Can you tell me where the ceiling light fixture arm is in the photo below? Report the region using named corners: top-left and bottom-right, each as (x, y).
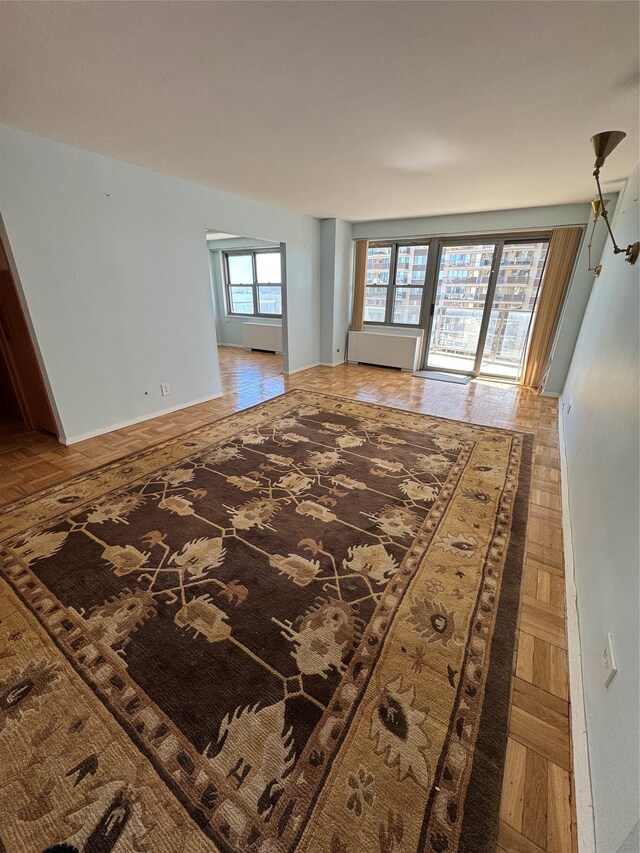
top-left (593, 167), bottom-right (623, 254)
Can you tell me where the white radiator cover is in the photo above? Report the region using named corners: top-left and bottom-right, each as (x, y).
top-left (242, 323), bottom-right (283, 353)
top-left (348, 330), bottom-right (422, 371)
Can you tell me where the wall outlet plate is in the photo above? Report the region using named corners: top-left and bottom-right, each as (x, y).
top-left (602, 632), bottom-right (617, 688)
top-left (160, 383), bottom-right (171, 397)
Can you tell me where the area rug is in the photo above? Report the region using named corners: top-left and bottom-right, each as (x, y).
top-left (0, 390), bottom-right (532, 853)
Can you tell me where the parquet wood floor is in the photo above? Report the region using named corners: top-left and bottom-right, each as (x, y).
top-left (0, 346), bottom-right (574, 852)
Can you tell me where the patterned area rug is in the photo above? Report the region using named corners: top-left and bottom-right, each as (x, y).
top-left (0, 390), bottom-right (532, 853)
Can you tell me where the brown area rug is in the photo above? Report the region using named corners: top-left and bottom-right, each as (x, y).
top-left (0, 390), bottom-right (531, 853)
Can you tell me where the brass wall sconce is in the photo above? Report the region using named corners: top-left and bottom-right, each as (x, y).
top-left (590, 130), bottom-right (640, 268)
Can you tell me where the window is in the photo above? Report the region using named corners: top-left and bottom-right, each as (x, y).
top-left (363, 243), bottom-right (429, 326)
top-left (224, 249), bottom-right (282, 317)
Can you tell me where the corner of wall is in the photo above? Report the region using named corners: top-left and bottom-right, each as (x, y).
top-left (557, 394), bottom-right (597, 853)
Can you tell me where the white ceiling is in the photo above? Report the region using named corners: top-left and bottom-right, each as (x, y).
top-left (1, 1), bottom-right (638, 222)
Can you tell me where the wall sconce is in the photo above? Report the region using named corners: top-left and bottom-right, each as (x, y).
top-left (590, 130), bottom-right (640, 266)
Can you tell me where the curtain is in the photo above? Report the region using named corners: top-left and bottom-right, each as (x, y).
top-left (521, 226), bottom-right (583, 388)
top-left (349, 240), bottom-right (369, 332)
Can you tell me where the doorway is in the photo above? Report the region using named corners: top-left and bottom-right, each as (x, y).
top-left (205, 230), bottom-right (288, 382)
top-left (0, 230), bottom-right (58, 435)
top-left (423, 237), bottom-right (549, 381)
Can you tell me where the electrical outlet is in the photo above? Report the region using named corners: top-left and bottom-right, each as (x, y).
top-left (160, 383), bottom-right (171, 397)
top-left (602, 633), bottom-right (617, 687)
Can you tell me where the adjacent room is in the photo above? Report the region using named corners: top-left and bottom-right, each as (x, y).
top-left (208, 233), bottom-right (284, 357)
top-left (0, 3), bottom-right (637, 853)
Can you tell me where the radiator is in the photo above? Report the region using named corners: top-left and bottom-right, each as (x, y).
top-left (242, 323), bottom-right (283, 353)
top-left (348, 330), bottom-right (422, 371)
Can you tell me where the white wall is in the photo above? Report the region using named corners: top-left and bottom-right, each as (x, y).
top-left (207, 236), bottom-right (281, 348)
top-left (0, 126), bottom-right (320, 440)
top-left (319, 218), bottom-right (352, 365)
top-left (351, 200), bottom-right (616, 393)
top-left (561, 164), bottom-right (639, 852)
top-left (333, 219), bottom-right (354, 363)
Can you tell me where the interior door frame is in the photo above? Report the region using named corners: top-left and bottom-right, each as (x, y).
top-left (0, 221), bottom-right (60, 436)
top-left (420, 230), bottom-right (552, 377)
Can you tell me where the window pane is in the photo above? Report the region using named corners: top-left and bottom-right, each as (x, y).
top-left (227, 254), bottom-right (254, 284)
top-left (364, 286), bottom-right (387, 322)
top-left (480, 241), bottom-right (549, 380)
top-left (392, 287), bottom-right (423, 325)
top-left (427, 243), bottom-right (496, 373)
top-left (229, 286), bottom-right (254, 314)
top-left (366, 245), bottom-right (392, 285)
top-left (258, 285), bottom-right (282, 315)
top-left (256, 252), bottom-right (281, 284)
top-left (395, 245), bottom-right (429, 287)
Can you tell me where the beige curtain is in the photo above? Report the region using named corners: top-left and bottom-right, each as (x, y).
top-left (349, 240), bottom-right (369, 332)
top-left (521, 227), bottom-right (583, 388)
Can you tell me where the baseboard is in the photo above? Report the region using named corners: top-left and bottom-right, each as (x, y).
top-left (61, 392), bottom-right (225, 445)
top-left (558, 399), bottom-right (596, 853)
top-left (282, 362), bottom-right (321, 375)
top-left (217, 342), bottom-right (244, 349)
top-left (542, 390), bottom-right (561, 398)
top-left (319, 361), bottom-right (345, 368)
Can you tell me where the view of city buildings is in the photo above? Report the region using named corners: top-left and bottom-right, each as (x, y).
top-left (364, 240), bottom-right (549, 379)
top-left (364, 244), bottom-right (429, 325)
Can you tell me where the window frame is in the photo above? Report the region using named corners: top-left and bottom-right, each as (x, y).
top-left (223, 248), bottom-right (283, 318)
top-left (363, 240), bottom-right (431, 327)
top-left (424, 233), bottom-right (551, 379)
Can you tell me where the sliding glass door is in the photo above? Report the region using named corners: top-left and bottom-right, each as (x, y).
top-left (424, 237), bottom-right (549, 380)
top-left (426, 243), bottom-right (498, 373)
top-left (479, 241), bottom-right (549, 379)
